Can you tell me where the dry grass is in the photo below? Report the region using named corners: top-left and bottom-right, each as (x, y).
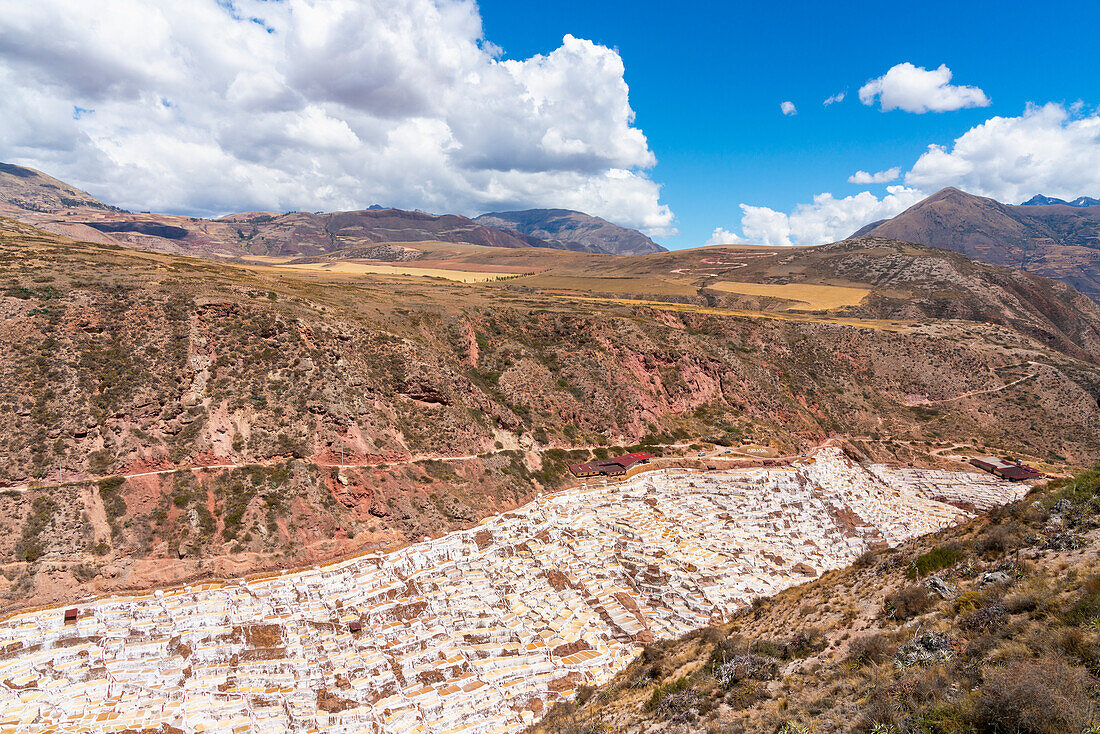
top-left (556, 295), bottom-right (908, 331)
top-left (708, 281), bottom-right (871, 311)
top-left (516, 274), bottom-right (698, 297)
top-left (278, 261), bottom-right (524, 283)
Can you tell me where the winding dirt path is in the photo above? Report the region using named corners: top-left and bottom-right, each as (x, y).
top-left (914, 361), bottom-right (1043, 405)
top-left (1, 441), bottom-right (707, 494)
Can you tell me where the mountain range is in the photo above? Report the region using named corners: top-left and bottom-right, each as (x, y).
top-left (0, 162), bottom-right (665, 258)
top-left (1022, 194), bottom-right (1100, 207)
top-left (10, 162), bottom-right (1100, 302)
top-left (853, 187), bottom-right (1100, 301)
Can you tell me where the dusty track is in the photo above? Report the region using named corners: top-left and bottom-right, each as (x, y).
top-left (913, 361), bottom-right (1043, 405)
top-left (1, 441), bottom-right (708, 494)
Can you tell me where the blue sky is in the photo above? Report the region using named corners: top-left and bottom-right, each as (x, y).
top-left (479, 0), bottom-right (1100, 247)
top-left (2, 0), bottom-right (1098, 250)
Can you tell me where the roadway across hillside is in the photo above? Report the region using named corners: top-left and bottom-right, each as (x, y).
top-left (0, 440), bottom-right (721, 494)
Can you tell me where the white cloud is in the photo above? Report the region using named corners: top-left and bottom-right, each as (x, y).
top-left (710, 101), bottom-right (1100, 247)
top-left (906, 102), bottom-right (1100, 203)
top-left (705, 227), bottom-right (743, 245)
top-left (780, 100), bottom-right (797, 116)
top-left (823, 92), bottom-right (845, 106)
top-left (711, 186), bottom-right (925, 246)
top-left (859, 63), bottom-right (990, 113)
top-left (848, 167), bottom-right (900, 184)
top-left (0, 0), bottom-right (674, 235)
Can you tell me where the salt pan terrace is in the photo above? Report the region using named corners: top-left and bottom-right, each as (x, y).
top-left (868, 464), bottom-right (1028, 511)
top-left (0, 449), bottom-right (1022, 734)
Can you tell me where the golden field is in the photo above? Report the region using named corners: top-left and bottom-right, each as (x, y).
top-left (708, 281), bottom-right (871, 310)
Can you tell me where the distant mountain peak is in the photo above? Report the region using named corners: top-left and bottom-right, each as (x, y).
top-left (851, 186), bottom-right (1100, 302)
top-left (1022, 194), bottom-right (1100, 207)
top-left (474, 209), bottom-right (665, 256)
top-left (926, 186), bottom-right (997, 205)
top-left (0, 161), bottom-right (120, 214)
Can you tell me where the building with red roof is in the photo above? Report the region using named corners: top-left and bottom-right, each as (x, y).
top-left (969, 456), bottom-right (1042, 481)
top-left (569, 452), bottom-right (653, 478)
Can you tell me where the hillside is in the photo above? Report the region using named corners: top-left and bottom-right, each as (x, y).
top-left (2, 218), bottom-right (1100, 611)
top-left (214, 208), bottom-right (550, 255)
top-left (0, 449), bottom-right (1034, 733)
top-left (475, 209), bottom-right (666, 255)
top-left (853, 187), bottom-right (1100, 301)
top-left (696, 237), bottom-right (1100, 364)
top-left (0, 163), bottom-right (117, 214)
top-left (531, 465), bottom-right (1100, 734)
top-left (497, 236), bottom-right (1100, 364)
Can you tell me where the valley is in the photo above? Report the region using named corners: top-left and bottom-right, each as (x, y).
top-left (0, 169), bottom-right (1099, 734)
top-left (2, 6), bottom-right (1098, 732)
top-left (2, 215), bottom-right (1100, 613)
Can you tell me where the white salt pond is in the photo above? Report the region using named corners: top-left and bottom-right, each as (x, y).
top-left (0, 448), bottom-right (1025, 733)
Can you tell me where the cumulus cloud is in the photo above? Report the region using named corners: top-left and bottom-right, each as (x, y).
top-left (859, 63), bottom-right (990, 113)
top-left (823, 92), bottom-right (845, 106)
top-left (709, 186), bottom-right (925, 246)
top-left (906, 102), bottom-right (1100, 203)
top-left (0, 0), bottom-right (674, 234)
top-left (705, 227), bottom-right (742, 245)
top-left (848, 167), bottom-right (900, 184)
top-left (780, 100), bottom-right (797, 116)
top-left (710, 100), bottom-right (1100, 247)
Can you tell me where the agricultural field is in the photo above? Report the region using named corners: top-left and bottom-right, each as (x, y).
top-left (707, 281), bottom-right (871, 310)
top-left (556, 295), bottom-right (910, 331)
top-left (513, 273), bottom-right (699, 297)
top-left (280, 260), bottom-right (525, 283)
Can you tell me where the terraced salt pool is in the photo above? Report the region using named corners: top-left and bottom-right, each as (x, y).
top-left (0, 449), bottom-right (1024, 733)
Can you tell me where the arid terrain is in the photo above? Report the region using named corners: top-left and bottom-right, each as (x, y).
top-left (2, 3), bottom-right (1098, 732)
top-left (0, 449), bottom-right (1028, 733)
top-left (0, 164), bottom-right (1099, 734)
top-left (1, 213), bottom-right (1099, 614)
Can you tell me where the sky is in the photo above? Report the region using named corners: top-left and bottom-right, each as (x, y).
top-left (1, 0), bottom-right (1098, 249)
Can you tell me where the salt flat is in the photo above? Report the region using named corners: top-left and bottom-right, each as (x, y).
top-left (0, 449), bottom-right (1025, 734)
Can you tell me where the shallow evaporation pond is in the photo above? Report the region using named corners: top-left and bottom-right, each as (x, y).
top-left (0, 448), bottom-right (1025, 733)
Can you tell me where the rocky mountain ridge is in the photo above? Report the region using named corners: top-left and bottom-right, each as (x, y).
top-left (0, 163), bottom-right (122, 214)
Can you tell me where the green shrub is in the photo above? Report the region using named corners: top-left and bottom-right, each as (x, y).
top-left (644, 675), bottom-right (692, 712)
top-left (16, 495), bottom-right (58, 562)
top-left (907, 543), bottom-right (964, 579)
top-left (98, 478), bottom-right (128, 532)
top-left (1065, 576), bottom-right (1100, 627)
